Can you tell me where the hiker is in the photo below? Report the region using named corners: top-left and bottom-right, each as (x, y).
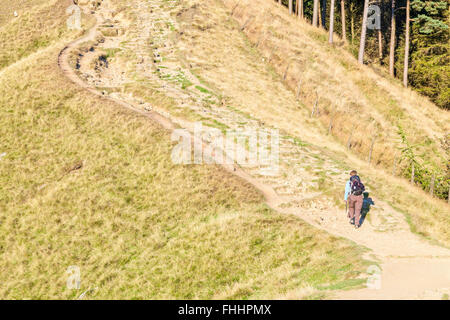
top-left (344, 170), bottom-right (365, 229)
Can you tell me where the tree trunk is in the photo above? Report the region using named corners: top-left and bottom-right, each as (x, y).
top-left (328, 115), bottom-right (334, 135)
top-left (341, 0), bottom-right (346, 41)
top-left (329, 0), bottom-right (336, 44)
top-left (289, 0), bottom-right (293, 14)
top-left (411, 161), bottom-right (415, 184)
top-left (313, 0), bottom-right (320, 27)
top-left (350, 2), bottom-right (355, 44)
top-left (403, 0), bottom-right (410, 87)
top-left (358, 0), bottom-right (370, 64)
top-left (297, 0), bottom-right (304, 18)
top-left (378, 29), bottom-right (383, 62)
top-left (319, 1), bottom-right (323, 27)
top-left (389, 0), bottom-right (396, 76)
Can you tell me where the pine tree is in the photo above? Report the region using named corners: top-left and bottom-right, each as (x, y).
top-left (389, 0), bottom-right (397, 76)
top-left (341, 0), bottom-right (347, 41)
top-left (329, 0), bottom-right (336, 43)
top-left (298, 0), bottom-right (304, 18)
top-left (313, 0), bottom-right (320, 27)
top-left (403, 0), bottom-right (411, 87)
top-left (411, 0), bottom-right (448, 34)
top-left (409, 0), bottom-right (449, 108)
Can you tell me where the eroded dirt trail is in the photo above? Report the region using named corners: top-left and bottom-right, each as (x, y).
top-left (59, 0), bottom-right (450, 299)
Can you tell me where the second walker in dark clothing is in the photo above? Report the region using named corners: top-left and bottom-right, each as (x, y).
top-left (358, 192), bottom-right (375, 226)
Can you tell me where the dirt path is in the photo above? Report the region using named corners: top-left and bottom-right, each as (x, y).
top-left (58, 0), bottom-right (450, 300)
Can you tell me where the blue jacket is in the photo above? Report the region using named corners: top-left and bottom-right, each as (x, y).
top-left (344, 180), bottom-right (351, 201)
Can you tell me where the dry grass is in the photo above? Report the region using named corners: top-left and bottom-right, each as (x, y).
top-left (153, 0), bottom-right (449, 246)
top-left (0, 0), bottom-right (77, 70)
top-left (0, 0), bottom-right (371, 299)
top-left (0, 0), bottom-right (48, 27)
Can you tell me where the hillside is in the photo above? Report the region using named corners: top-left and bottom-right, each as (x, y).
top-left (0, 0), bottom-right (449, 300)
top-left (0, 0), bottom-right (372, 299)
top-left (82, 0), bottom-right (449, 246)
top-left (231, 0), bottom-right (449, 200)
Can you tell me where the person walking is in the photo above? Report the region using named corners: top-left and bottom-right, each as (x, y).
top-left (344, 170), bottom-right (365, 229)
top-left (359, 191), bottom-right (375, 226)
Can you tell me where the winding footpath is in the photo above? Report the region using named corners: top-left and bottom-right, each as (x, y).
top-left (58, 0), bottom-right (450, 299)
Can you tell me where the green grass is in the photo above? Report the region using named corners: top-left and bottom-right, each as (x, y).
top-left (195, 85), bottom-right (212, 95)
top-left (317, 278), bottom-right (367, 291)
top-left (104, 48), bottom-right (122, 59)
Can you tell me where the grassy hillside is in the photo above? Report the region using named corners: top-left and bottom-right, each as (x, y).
top-left (222, 0), bottom-right (449, 243)
top-left (0, 0), bottom-right (49, 27)
top-left (92, 0), bottom-right (450, 247)
top-left (0, 1), bottom-right (370, 299)
top-left (98, 0), bottom-right (449, 246)
top-left (0, 0), bottom-right (78, 70)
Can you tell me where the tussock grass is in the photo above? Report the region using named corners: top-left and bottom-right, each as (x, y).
top-left (0, 0), bottom-right (78, 70)
top-left (0, 0), bottom-right (48, 27)
top-left (0, 1), bottom-right (370, 299)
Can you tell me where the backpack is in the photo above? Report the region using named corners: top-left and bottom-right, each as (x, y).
top-left (350, 175), bottom-right (365, 196)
